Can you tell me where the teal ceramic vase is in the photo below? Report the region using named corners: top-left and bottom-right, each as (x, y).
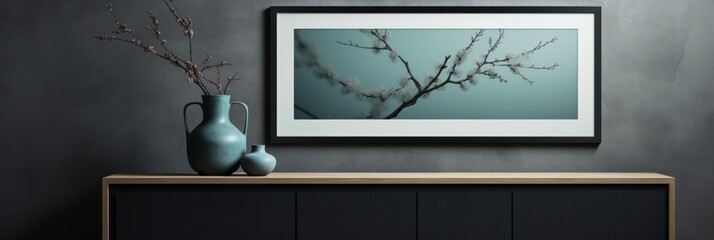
top-left (240, 145), bottom-right (277, 176)
top-left (183, 95), bottom-right (249, 175)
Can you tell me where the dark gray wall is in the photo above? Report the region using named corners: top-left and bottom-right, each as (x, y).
top-left (1, 0), bottom-right (712, 239)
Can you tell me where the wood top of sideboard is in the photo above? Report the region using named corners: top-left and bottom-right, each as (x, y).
top-left (103, 172), bottom-right (674, 184)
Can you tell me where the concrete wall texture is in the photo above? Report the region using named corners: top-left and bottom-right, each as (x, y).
top-left (1, 0), bottom-right (713, 239)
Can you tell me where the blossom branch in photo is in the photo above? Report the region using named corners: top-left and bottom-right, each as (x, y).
top-left (296, 32), bottom-right (401, 118)
top-left (93, 1), bottom-right (239, 95)
top-left (295, 29), bottom-right (559, 119)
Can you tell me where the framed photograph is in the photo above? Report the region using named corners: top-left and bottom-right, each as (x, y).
top-left (269, 6), bottom-right (600, 144)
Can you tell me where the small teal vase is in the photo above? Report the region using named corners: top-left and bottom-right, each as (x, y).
top-left (184, 95), bottom-right (249, 175)
top-left (240, 145), bottom-right (277, 176)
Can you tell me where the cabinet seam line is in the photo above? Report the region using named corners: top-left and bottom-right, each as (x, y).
top-left (511, 192), bottom-right (514, 240)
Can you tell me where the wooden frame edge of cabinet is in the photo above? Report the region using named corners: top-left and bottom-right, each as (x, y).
top-left (102, 172), bottom-right (674, 185)
top-left (669, 181), bottom-right (676, 240)
top-left (102, 181), bottom-right (109, 240)
top-left (101, 172), bottom-right (675, 240)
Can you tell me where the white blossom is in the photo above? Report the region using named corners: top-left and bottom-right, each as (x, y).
top-left (376, 29), bottom-right (390, 41)
top-left (388, 49), bottom-right (398, 63)
top-left (505, 51), bottom-right (529, 65)
top-left (368, 97), bottom-right (386, 118)
top-left (398, 87), bottom-right (417, 102)
top-left (451, 68), bottom-right (462, 77)
top-left (369, 104), bottom-right (385, 118)
top-left (340, 77), bottom-right (361, 95)
top-left (398, 75), bottom-right (410, 87)
top-left (366, 86), bottom-right (390, 100)
top-left (454, 48), bottom-right (470, 66)
top-left (313, 66), bottom-right (337, 80)
top-left (468, 75), bottom-right (478, 85)
top-left (459, 81), bottom-right (469, 91)
top-left (467, 69), bottom-right (477, 77)
top-left (484, 68), bottom-right (497, 79)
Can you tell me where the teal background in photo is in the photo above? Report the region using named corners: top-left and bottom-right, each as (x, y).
top-left (294, 29), bottom-right (577, 119)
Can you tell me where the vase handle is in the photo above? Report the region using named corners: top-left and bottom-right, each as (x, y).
top-left (183, 102), bottom-right (202, 138)
top-left (230, 101), bottom-right (249, 136)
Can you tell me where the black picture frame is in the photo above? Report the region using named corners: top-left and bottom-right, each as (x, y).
top-left (269, 6), bottom-right (601, 144)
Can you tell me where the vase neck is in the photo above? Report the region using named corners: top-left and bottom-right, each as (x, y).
top-left (252, 145), bottom-right (266, 153)
top-left (201, 95), bottom-right (231, 123)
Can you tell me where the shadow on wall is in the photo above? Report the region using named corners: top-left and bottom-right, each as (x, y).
top-left (16, 144), bottom-right (130, 240)
top-left (22, 191), bottom-right (101, 239)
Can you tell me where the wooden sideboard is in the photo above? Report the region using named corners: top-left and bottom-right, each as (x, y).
top-left (103, 173), bottom-right (675, 240)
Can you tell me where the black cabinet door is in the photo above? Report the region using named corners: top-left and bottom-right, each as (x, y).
top-left (513, 185), bottom-right (668, 240)
top-left (112, 185), bottom-right (295, 240)
top-left (418, 190), bottom-right (512, 240)
top-left (297, 191), bottom-right (416, 240)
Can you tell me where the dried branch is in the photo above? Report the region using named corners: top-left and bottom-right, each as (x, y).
top-left (162, 0), bottom-right (193, 61)
top-left (424, 30), bottom-right (484, 92)
top-left (95, 1), bottom-right (239, 96)
top-left (423, 56), bottom-right (452, 91)
top-left (335, 40), bottom-right (388, 51)
top-left (145, 10), bottom-right (179, 61)
top-left (295, 104), bottom-right (320, 119)
top-left (339, 29), bottom-right (423, 92)
top-left (202, 61), bottom-right (232, 72)
top-left (223, 74), bottom-right (239, 95)
top-left (524, 37), bottom-right (558, 55)
top-left (521, 63), bottom-right (560, 70)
